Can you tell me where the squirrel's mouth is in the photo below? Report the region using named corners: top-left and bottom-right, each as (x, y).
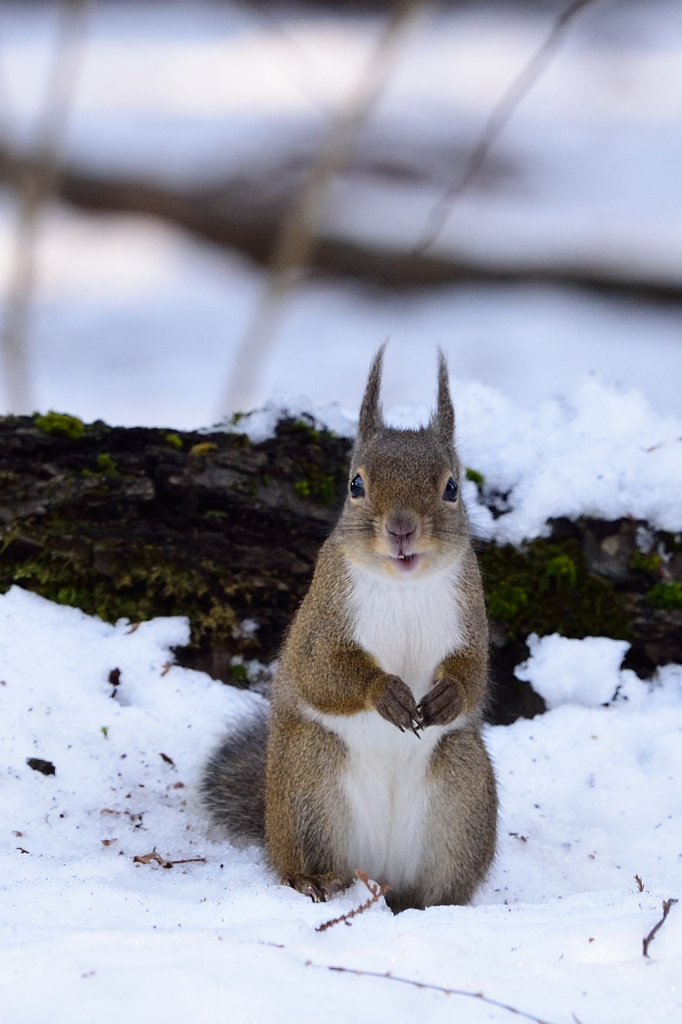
top-left (389, 552), bottom-right (422, 573)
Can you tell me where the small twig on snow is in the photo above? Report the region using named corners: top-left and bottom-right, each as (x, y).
top-left (133, 851), bottom-right (207, 869)
top-left (642, 898), bottom-right (678, 958)
top-left (634, 874), bottom-right (644, 893)
top-left (304, 959), bottom-right (561, 1024)
top-left (316, 869), bottom-right (391, 932)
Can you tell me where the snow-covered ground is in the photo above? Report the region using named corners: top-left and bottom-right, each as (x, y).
top-left (1, 585), bottom-right (680, 1024)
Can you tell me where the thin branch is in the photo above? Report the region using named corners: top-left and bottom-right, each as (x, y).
top-left (0, 0), bottom-right (91, 414)
top-left (316, 870), bottom-right (391, 932)
top-left (304, 959), bottom-right (561, 1024)
top-left (642, 898), bottom-right (678, 958)
top-left (414, 0), bottom-right (598, 254)
top-left (133, 851), bottom-right (207, 869)
top-left (221, 0), bottom-right (429, 417)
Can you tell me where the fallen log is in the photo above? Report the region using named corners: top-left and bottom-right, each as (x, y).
top-left (1, 412), bottom-right (680, 724)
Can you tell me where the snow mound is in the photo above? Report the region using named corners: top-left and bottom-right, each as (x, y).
top-left (514, 633), bottom-right (632, 710)
top-left (212, 393), bottom-right (357, 444)
top-left (453, 377), bottom-right (682, 544)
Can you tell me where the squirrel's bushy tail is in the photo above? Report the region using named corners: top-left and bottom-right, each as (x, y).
top-left (200, 701), bottom-right (268, 847)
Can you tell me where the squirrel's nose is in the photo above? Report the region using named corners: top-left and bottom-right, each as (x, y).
top-left (385, 518), bottom-right (417, 543)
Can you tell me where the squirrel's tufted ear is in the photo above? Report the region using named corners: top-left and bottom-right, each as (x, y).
top-left (358, 344), bottom-right (385, 442)
top-left (431, 350), bottom-right (455, 447)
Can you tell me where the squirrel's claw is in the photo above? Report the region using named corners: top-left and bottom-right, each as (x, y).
top-left (418, 677), bottom-right (463, 728)
top-left (287, 872), bottom-right (346, 903)
top-left (397, 720), bottom-right (420, 735)
top-left (374, 674), bottom-right (421, 734)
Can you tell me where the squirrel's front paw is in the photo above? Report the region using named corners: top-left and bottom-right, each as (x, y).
top-left (373, 674), bottom-right (422, 734)
top-left (418, 677), bottom-right (463, 727)
top-left (286, 872), bottom-right (346, 903)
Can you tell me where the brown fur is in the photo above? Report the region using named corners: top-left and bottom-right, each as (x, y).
top-left (263, 347), bottom-right (497, 909)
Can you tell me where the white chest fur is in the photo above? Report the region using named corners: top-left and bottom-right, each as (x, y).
top-left (307, 559), bottom-right (467, 889)
top-left (346, 559), bottom-right (464, 701)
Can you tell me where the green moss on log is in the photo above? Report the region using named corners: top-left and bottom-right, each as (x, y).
top-left (35, 411), bottom-right (85, 440)
top-left (630, 550), bottom-right (663, 573)
top-left (478, 537), bottom-right (631, 641)
top-left (3, 539), bottom-right (240, 643)
top-left (646, 580), bottom-right (682, 610)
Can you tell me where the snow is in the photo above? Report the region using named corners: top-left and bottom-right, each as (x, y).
top-left (452, 377), bottom-right (682, 543)
top-left (1, 585), bottom-right (680, 1023)
top-left (514, 634), bottom-right (632, 709)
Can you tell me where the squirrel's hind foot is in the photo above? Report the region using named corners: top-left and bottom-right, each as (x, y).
top-left (286, 872), bottom-right (346, 903)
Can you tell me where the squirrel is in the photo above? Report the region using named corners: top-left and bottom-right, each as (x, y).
top-left (201, 347), bottom-right (497, 912)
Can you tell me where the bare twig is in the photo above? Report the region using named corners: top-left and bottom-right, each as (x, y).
top-left (133, 851), bottom-right (207, 869)
top-left (304, 959), bottom-right (560, 1024)
top-left (0, 0), bottom-right (91, 413)
top-left (642, 898), bottom-right (678, 958)
top-left (414, 0), bottom-right (598, 254)
top-left (316, 869), bottom-right (391, 932)
top-left (221, 0), bottom-right (428, 416)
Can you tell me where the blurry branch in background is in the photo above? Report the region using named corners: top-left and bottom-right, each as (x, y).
top-left (0, 0), bottom-right (91, 415)
top-left (221, 0), bottom-right (430, 418)
top-left (414, 0), bottom-right (598, 254)
top-left (28, 151), bottom-right (682, 303)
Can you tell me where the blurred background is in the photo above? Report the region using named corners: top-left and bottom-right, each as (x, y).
top-left (0, 0), bottom-right (681, 429)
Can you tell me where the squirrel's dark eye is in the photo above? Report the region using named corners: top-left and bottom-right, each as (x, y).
top-left (350, 474), bottom-right (365, 498)
top-left (443, 477), bottom-right (458, 502)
